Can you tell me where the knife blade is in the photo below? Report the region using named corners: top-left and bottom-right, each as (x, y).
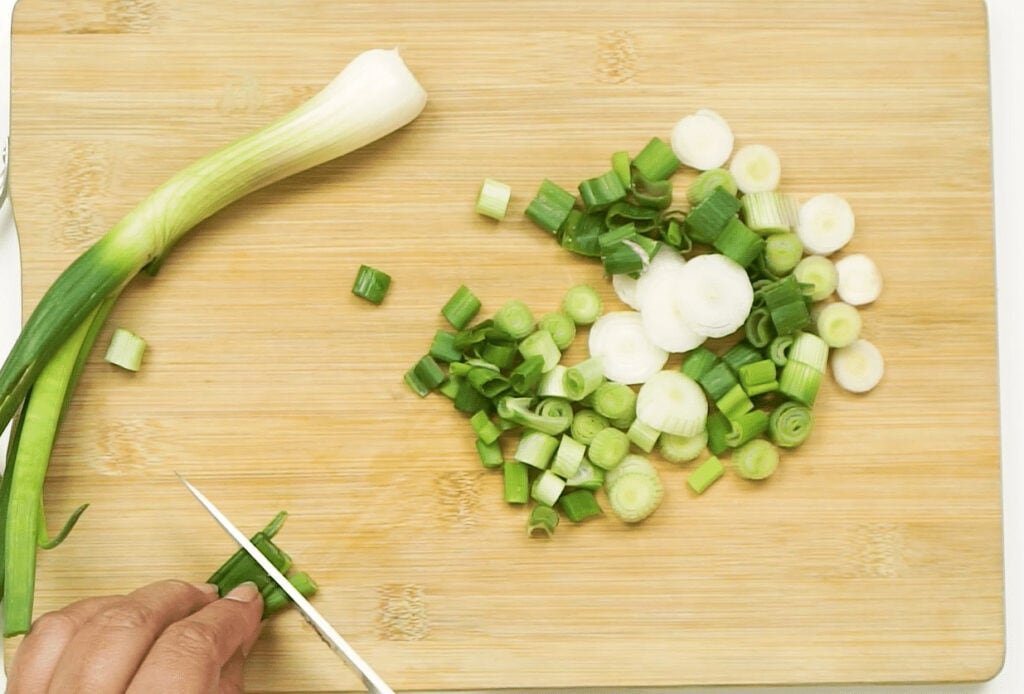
top-left (1, 0), bottom-right (22, 471)
top-left (178, 475), bottom-right (395, 694)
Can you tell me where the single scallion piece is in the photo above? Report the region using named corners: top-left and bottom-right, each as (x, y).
top-left (350, 264), bottom-right (392, 305)
top-left (438, 377), bottom-right (460, 400)
top-left (551, 435), bottom-right (587, 479)
top-left (713, 217), bottom-right (764, 268)
top-left (526, 179), bottom-right (576, 233)
top-left (412, 355), bottom-right (445, 390)
top-left (442, 285), bottom-right (482, 330)
top-left (629, 173), bottom-right (673, 210)
top-left (518, 330), bottom-right (561, 373)
top-left (687, 456), bottom-right (725, 494)
top-left (778, 359), bottom-right (824, 407)
top-left (587, 427), bottom-right (631, 470)
top-left (531, 470), bottom-right (567, 507)
top-left (721, 342), bottom-right (765, 374)
top-left (537, 364), bottom-right (570, 398)
top-left (606, 472), bottom-right (664, 523)
top-left (558, 489), bottom-right (603, 522)
top-left (658, 430), bottom-right (708, 464)
top-left (569, 409), bottom-right (610, 445)
top-left (476, 178), bottom-right (512, 221)
top-left (526, 505), bottom-right (560, 537)
top-left (599, 222), bottom-right (638, 250)
top-left (453, 381), bottom-right (491, 414)
top-left (741, 191), bottom-right (799, 234)
top-left (496, 396), bottom-right (572, 435)
top-left (509, 356), bottom-right (545, 395)
top-left (494, 299), bottom-right (535, 340)
top-left (768, 335), bottom-right (794, 367)
top-left (563, 357), bottom-right (606, 401)
top-left (681, 346), bottom-right (719, 382)
top-left (479, 341), bottom-right (518, 370)
top-left (604, 454), bottom-right (659, 489)
top-left (466, 365), bottom-right (510, 399)
top-left (627, 418), bottom-right (660, 453)
top-left (706, 412), bottom-right (732, 456)
top-left (732, 438), bottom-right (780, 480)
top-left (716, 384), bottom-right (754, 421)
top-left (738, 359), bottom-right (778, 395)
top-left (429, 330), bottom-right (462, 363)
top-left (768, 401), bottom-right (814, 448)
top-left (579, 170), bottom-right (628, 211)
top-left (537, 312), bottom-right (576, 350)
top-left (631, 137), bottom-right (680, 181)
top-left (561, 284), bottom-right (603, 326)
top-left (470, 411), bottom-right (502, 445)
top-left (601, 241), bottom-right (646, 276)
top-left (403, 370), bottom-right (430, 397)
top-left (723, 409), bottom-right (769, 448)
top-left (503, 461), bottom-right (529, 504)
top-left (816, 302), bottom-right (862, 349)
top-left (475, 438), bottom-right (504, 469)
top-left (793, 255), bottom-right (838, 302)
top-left (763, 232), bottom-right (804, 276)
top-left (788, 331), bottom-right (830, 372)
top-left (686, 168), bottom-right (737, 205)
top-left (698, 362), bottom-right (740, 402)
top-left (564, 458), bottom-right (605, 490)
top-left (104, 328), bottom-right (147, 372)
top-left (611, 150), bottom-right (632, 188)
top-left (769, 300), bottom-right (811, 336)
top-left (592, 382), bottom-right (637, 423)
top-left (514, 430), bottom-right (559, 470)
top-left (606, 202), bottom-right (660, 234)
top-left (744, 306), bottom-right (775, 348)
top-left (560, 211), bottom-right (604, 257)
top-left (684, 186), bottom-right (741, 244)
top-left (261, 573), bottom-right (318, 617)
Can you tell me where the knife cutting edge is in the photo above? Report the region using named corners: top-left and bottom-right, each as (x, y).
top-left (177, 474), bottom-right (395, 694)
top-left (1, 0), bottom-right (22, 473)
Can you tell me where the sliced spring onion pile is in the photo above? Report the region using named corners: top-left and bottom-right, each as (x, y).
top-left (418, 108), bottom-right (887, 534)
top-left (207, 512), bottom-right (317, 619)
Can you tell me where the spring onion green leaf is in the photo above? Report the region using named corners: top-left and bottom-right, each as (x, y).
top-left (429, 330), bottom-right (462, 363)
top-left (684, 186), bottom-right (741, 245)
top-left (687, 168), bottom-right (737, 205)
top-left (768, 401), bottom-right (814, 448)
top-left (579, 170), bottom-right (628, 211)
top-left (681, 347), bottom-right (719, 382)
top-left (476, 178), bottom-right (512, 221)
top-left (350, 264), bottom-right (391, 304)
top-left (442, 285), bottom-right (482, 330)
top-left (503, 461), bottom-right (530, 504)
top-left (558, 489), bottom-right (603, 522)
top-left (611, 150), bottom-right (632, 188)
top-left (723, 409), bottom-right (769, 448)
top-left (526, 179), bottom-right (576, 233)
top-left (631, 137), bottom-right (680, 181)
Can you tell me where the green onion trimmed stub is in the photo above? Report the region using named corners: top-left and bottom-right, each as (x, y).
top-left (104, 328), bottom-right (147, 372)
top-left (476, 178), bottom-right (512, 221)
top-left (351, 264), bottom-right (391, 304)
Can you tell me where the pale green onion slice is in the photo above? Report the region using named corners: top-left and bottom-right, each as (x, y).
top-left (550, 435), bottom-right (586, 479)
top-left (658, 430), bottom-right (708, 464)
top-left (732, 439), bottom-right (780, 480)
top-left (816, 302), bottom-right (862, 348)
top-left (793, 255), bottom-right (838, 302)
top-left (604, 453), bottom-right (659, 490)
top-left (626, 418), bottom-right (660, 453)
top-left (514, 430), bottom-right (559, 469)
top-left (531, 470), bottom-right (567, 507)
top-left (606, 473), bottom-right (664, 523)
top-left (587, 427), bottom-right (631, 470)
top-left (729, 144), bottom-right (781, 193)
top-left (104, 328), bottom-right (147, 372)
top-left (835, 253), bottom-right (883, 306)
top-left (537, 365), bottom-right (570, 398)
top-left (564, 458), bottom-right (605, 490)
top-left (687, 456), bottom-right (725, 494)
top-left (562, 284), bottom-right (603, 325)
top-left (588, 311), bottom-right (668, 385)
top-left (788, 332), bottom-right (829, 372)
top-left (475, 178), bottom-right (512, 220)
top-left (830, 338), bottom-right (885, 393)
top-left (635, 370), bottom-right (708, 437)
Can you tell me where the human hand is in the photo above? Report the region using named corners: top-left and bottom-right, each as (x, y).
top-left (6, 579), bottom-right (264, 693)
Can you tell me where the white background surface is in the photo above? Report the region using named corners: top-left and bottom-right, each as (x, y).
top-left (0, 0), bottom-right (1020, 691)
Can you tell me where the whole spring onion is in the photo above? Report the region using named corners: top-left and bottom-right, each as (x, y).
top-left (0, 48), bottom-right (427, 635)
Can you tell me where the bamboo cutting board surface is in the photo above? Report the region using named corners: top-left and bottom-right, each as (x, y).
top-left (4, 0), bottom-right (1002, 690)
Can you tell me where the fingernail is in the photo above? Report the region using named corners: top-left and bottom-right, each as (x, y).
top-left (241, 621), bottom-right (265, 657)
top-left (225, 581), bottom-right (260, 603)
top-left (194, 582), bottom-right (221, 597)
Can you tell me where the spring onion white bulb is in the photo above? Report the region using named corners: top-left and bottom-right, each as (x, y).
top-left (588, 311), bottom-right (668, 385)
top-left (671, 109), bottom-right (734, 170)
top-left (674, 254), bottom-right (754, 338)
top-left (831, 338), bottom-right (885, 393)
top-left (835, 253), bottom-right (883, 305)
top-left (636, 370), bottom-right (708, 436)
top-left (797, 194), bottom-right (855, 256)
top-left (729, 144), bottom-right (781, 193)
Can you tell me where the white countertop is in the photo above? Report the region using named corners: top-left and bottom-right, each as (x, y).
top-left (0, 1), bottom-right (1020, 691)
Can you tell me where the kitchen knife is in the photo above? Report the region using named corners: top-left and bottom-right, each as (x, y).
top-left (178, 475), bottom-right (395, 694)
top-left (0, 0), bottom-right (21, 470)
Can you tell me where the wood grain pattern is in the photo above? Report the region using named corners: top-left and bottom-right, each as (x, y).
top-left (4, 1), bottom-right (1002, 690)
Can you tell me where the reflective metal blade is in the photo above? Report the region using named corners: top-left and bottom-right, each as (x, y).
top-left (178, 475), bottom-right (394, 694)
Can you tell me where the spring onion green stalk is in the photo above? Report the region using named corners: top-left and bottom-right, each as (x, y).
top-left (494, 300), bottom-right (535, 340)
top-left (563, 358), bottom-right (606, 401)
top-left (527, 505), bottom-right (560, 537)
top-left (629, 173), bottom-right (673, 210)
top-left (579, 170), bottom-right (627, 211)
top-left (466, 366), bottom-right (509, 399)
top-left (793, 255), bottom-right (838, 302)
top-left (497, 397), bottom-right (572, 435)
top-left (531, 470), bottom-right (567, 507)
top-left (475, 438), bottom-right (504, 469)
top-left (686, 168), bottom-right (737, 205)
top-left (470, 411), bottom-right (501, 445)
top-left (684, 186), bottom-right (741, 244)
top-left (764, 232), bottom-right (804, 276)
top-left (350, 264), bottom-right (392, 304)
top-left (537, 364), bottom-right (569, 398)
top-left (104, 328), bottom-right (147, 372)
top-left (503, 461), bottom-right (529, 504)
top-left (411, 356), bottom-right (445, 391)
top-left (561, 284), bottom-right (603, 325)
top-left (559, 211), bottom-right (604, 257)
top-left (687, 456), bottom-right (725, 494)
top-left (738, 360), bottom-right (778, 396)
top-left (768, 335), bottom-right (794, 367)
top-left (442, 285), bottom-right (482, 330)
top-left (732, 439), bottom-right (779, 480)
top-left (768, 401), bottom-right (814, 448)
top-left (715, 384), bottom-right (754, 421)
top-left (558, 489), bottom-right (602, 522)
top-left (724, 409), bottom-right (769, 448)
top-left (778, 360), bottom-right (824, 407)
top-left (744, 306), bottom-right (775, 348)
top-left (537, 312), bottom-right (576, 350)
top-left (476, 178), bottom-right (512, 221)
top-left (706, 412), bottom-right (732, 456)
top-left (569, 409), bottom-right (609, 445)
top-left (611, 150), bottom-right (632, 188)
top-left (606, 472), bottom-right (663, 523)
top-left (631, 137), bottom-right (680, 181)
top-left (592, 382), bottom-right (637, 423)
top-left (518, 330), bottom-right (561, 373)
top-left (509, 356), bottom-right (545, 395)
top-left (587, 427), bottom-right (631, 470)
top-left (526, 179), bottom-right (576, 233)
top-left (261, 573), bottom-right (319, 617)
top-left (551, 435), bottom-right (587, 478)
top-left (599, 222), bottom-right (638, 250)
top-left (601, 240), bottom-right (647, 276)
top-left (514, 430), bottom-right (559, 470)
top-left (681, 346), bottom-right (719, 382)
top-left (429, 330), bottom-right (462, 363)
top-left (626, 418), bottom-right (660, 453)
top-left (480, 341), bottom-right (517, 370)
top-left (713, 217), bottom-right (764, 268)
top-left (740, 191), bottom-right (799, 234)
top-left (0, 48), bottom-right (428, 442)
top-left (698, 362), bottom-right (739, 402)
top-left (722, 342), bottom-right (764, 374)
top-left (564, 458), bottom-right (605, 490)
top-left (438, 377), bottom-right (460, 400)
top-left (605, 202), bottom-right (660, 234)
top-left (658, 430), bottom-right (708, 464)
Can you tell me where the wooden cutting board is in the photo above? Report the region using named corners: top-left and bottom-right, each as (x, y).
top-left (4, 0), bottom-right (1002, 690)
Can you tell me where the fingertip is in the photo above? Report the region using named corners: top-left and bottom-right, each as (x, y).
top-left (193, 582), bottom-right (221, 598)
top-left (224, 581), bottom-right (261, 604)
